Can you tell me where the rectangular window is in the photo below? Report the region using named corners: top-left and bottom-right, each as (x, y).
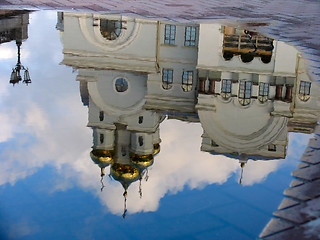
top-left (221, 79), bottom-right (232, 93)
top-left (268, 144), bottom-right (276, 151)
top-left (185, 26), bottom-right (196, 46)
top-left (162, 69), bottom-right (173, 90)
top-left (164, 24), bottom-right (176, 45)
top-left (259, 83), bottom-right (269, 96)
top-left (182, 71), bottom-right (193, 92)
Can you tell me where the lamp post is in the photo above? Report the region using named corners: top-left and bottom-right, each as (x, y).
top-left (10, 40), bottom-right (31, 86)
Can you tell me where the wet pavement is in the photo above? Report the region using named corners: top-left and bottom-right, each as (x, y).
top-left (260, 126), bottom-right (320, 239)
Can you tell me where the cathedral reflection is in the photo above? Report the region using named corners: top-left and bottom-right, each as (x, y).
top-left (57, 12), bottom-right (320, 216)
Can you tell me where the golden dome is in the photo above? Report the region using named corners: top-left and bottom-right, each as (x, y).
top-left (130, 153), bottom-right (154, 168)
top-left (111, 163), bottom-right (139, 181)
top-left (153, 143), bottom-right (160, 155)
top-left (90, 149), bottom-right (113, 167)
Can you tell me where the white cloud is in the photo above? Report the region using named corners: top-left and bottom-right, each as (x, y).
top-left (8, 218), bottom-right (40, 239)
top-left (0, 113), bottom-right (14, 142)
top-left (238, 160), bottom-right (280, 186)
top-left (0, 45), bottom-right (16, 60)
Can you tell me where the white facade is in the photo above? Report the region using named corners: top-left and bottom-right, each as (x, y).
top-left (0, 11), bottom-right (29, 44)
top-left (58, 12), bottom-right (320, 164)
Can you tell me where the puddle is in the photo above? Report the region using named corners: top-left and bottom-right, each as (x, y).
top-left (0, 9), bottom-right (319, 240)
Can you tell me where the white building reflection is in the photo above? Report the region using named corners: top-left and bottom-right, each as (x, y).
top-left (55, 12), bottom-right (320, 216)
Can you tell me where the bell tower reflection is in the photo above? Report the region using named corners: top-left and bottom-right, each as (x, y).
top-left (78, 70), bottom-right (163, 217)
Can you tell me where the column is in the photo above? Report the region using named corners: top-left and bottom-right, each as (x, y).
top-left (284, 85), bottom-right (293, 102)
top-left (199, 77), bottom-right (206, 93)
top-left (275, 85), bottom-right (283, 100)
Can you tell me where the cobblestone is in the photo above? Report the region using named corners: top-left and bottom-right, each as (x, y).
top-left (261, 132), bottom-right (320, 240)
top-left (273, 203), bottom-right (316, 225)
top-left (259, 218), bottom-right (294, 239)
top-left (292, 164), bottom-right (320, 182)
top-left (284, 180), bottom-right (320, 201)
top-left (278, 198), bottom-right (300, 210)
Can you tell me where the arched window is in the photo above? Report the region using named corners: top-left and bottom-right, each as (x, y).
top-left (299, 81), bottom-right (311, 101)
top-left (182, 71), bottom-right (193, 92)
top-left (162, 69), bottom-right (173, 90)
top-left (258, 83), bottom-right (269, 103)
top-left (221, 79), bottom-right (232, 99)
top-left (238, 80), bottom-right (252, 106)
top-left (99, 111), bottom-right (104, 121)
top-left (100, 134), bottom-right (104, 144)
top-left (240, 53), bottom-right (254, 63)
top-left (268, 144), bottom-right (276, 151)
top-left (100, 20), bottom-right (122, 40)
top-left (260, 55), bottom-right (272, 64)
top-left (138, 116), bottom-right (143, 124)
top-left (121, 146), bottom-right (126, 156)
top-left (138, 136), bottom-right (144, 146)
top-left (223, 51), bottom-right (234, 61)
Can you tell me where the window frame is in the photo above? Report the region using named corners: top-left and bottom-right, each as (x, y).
top-left (184, 26), bottom-right (196, 46)
top-left (182, 71), bottom-right (193, 92)
top-left (258, 82), bottom-right (269, 103)
top-left (221, 79), bottom-right (232, 99)
top-left (299, 81), bottom-right (311, 101)
top-left (100, 20), bottom-right (122, 41)
top-left (164, 24), bottom-right (176, 45)
top-left (162, 69), bottom-right (174, 90)
top-left (238, 80), bottom-right (252, 106)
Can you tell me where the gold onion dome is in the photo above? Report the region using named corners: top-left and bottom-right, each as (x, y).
top-left (130, 153), bottom-right (154, 168)
top-left (90, 149), bottom-right (113, 168)
top-left (153, 143), bottom-right (160, 155)
top-left (111, 163), bottom-right (139, 183)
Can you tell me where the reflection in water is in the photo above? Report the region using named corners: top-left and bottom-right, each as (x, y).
top-left (56, 12), bottom-right (320, 216)
top-left (0, 10), bottom-right (32, 85)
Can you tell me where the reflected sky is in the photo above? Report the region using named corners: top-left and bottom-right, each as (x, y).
top-left (0, 10), bottom-right (318, 240)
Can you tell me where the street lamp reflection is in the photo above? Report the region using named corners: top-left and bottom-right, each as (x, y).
top-left (9, 40), bottom-right (31, 86)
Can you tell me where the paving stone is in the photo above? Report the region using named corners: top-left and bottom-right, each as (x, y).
top-left (300, 149), bottom-right (320, 165)
top-left (261, 226), bottom-right (316, 240)
top-left (301, 198), bottom-right (320, 216)
top-left (292, 164), bottom-right (320, 182)
top-left (278, 197), bottom-right (300, 210)
top-left (308, 137), bottom-right (320, 149)
top-left (284, 180), bottom-right (320, 201)
top-left (289, 179), bottom-right (304, 188)
top-left (259, 217), bottom-right (294, 238)
top-left (273, 203), bottom-right (316, 225)
top-left (298, 162), bottom-right (310, 169)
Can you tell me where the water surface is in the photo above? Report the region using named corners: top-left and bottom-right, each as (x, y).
top-left (0, 10), bottom-right (319, 240)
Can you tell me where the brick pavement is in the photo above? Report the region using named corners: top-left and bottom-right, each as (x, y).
top-left (260, 126), bottom-right (320, 240)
